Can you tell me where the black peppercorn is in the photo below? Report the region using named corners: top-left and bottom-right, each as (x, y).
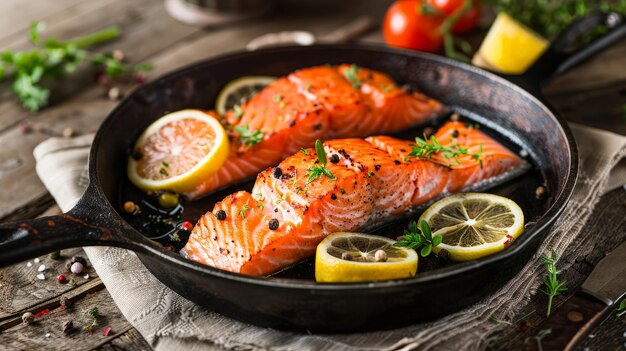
top-left (273, 167), bottom-right (283, 179)
top-left (268, 218), bottom-right (279, 230)
top-left (330, 193), bottom-right (337, 200)
top-left (329, 154), bottom-right (340, 163)
top-left (452, 129), bottom-right (459, 138)
top-left (215, 210), bottom-right (227, 220)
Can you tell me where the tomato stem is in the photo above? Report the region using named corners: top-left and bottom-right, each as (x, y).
top-left (439, 0), bottom-right (473, 62)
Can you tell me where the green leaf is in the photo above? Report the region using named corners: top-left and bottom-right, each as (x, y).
top-left (432, 235), bottom-right (442, 246)
top-left (233, 104), bottom-right (243, 118)
top-left (300, 148), bottom-right (310, 156)
top-left (420, 245), bottom-right (432, 257)
top-left (29, 22), bottom-right (45, 45)
top-left (342, 64), bottom-right (362, 89)
top-left (315, 139), bottom-right (326, 165)
top-left (420, 220), bottom-right (431, 240)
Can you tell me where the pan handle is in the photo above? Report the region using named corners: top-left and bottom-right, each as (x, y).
top-left (0, 190), bottom-right (149, 267)
top-left (509, 12), bottom-right (626, 93)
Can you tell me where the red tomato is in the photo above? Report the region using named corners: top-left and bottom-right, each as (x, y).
top-left (383, 0), bottom-right (445, 53)
top-left (429, 0), bottom-right (481, 34)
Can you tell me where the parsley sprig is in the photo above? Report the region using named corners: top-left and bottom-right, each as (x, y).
top-left (306, 140), bottom-right (336, 185)
top-left (394, 220), bottom-right (442, 257)
top-left (0, 22), bottom-right (151, 112)
top-left (540, 250), bottom-right (567, 317)
top-left (235, 124), bottom-right (264, 146)
top-left (342, 64), bottom-right (362, 89)
top-left (409, 135), bottom-right (483, 168)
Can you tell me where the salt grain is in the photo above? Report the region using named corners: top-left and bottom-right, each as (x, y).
top-left (83, 274), bottom-right (90, 279)
top-left (38, 264), bottom-right (46, 272)
top-left (45, 333), bottom-right (50, 338)
top-left (34, 258), bottom-right (40, 263)
top-left (27, 262), bottom-right (32, 267)
top-left (36, 273), bottom-right (46, 280)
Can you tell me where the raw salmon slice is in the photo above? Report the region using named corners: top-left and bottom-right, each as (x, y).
top-left (184, 65), bottom-right (444, 199)
top-left (182, 121), bottom-right (524, 276)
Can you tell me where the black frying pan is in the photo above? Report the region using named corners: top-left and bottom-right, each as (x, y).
top-left (1, 13), bottom-right (624, 332)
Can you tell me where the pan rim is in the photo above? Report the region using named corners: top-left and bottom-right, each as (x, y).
top-left (90, 43), bottom-right (578, 291)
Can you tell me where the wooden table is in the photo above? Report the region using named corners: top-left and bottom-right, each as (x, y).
top-left (0, 1), bottom-right (624, 350)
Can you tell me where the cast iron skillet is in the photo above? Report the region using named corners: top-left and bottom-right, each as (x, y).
top-left (1, 13), bottom-right (624, 332)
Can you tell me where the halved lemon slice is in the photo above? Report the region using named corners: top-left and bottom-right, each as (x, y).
top-left (420, 193), bottom-right (524, 261)
top-left (215, 76), bottom-right (276, 115)
top-left (127, 109), bottom-right (229, 193)
top-left (315, 232), bottom-right (418, 283)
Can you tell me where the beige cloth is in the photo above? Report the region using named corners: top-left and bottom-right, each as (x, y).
top-left (33, 124), bottom-right (626, 351)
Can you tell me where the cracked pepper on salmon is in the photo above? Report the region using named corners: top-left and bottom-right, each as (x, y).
top-left (181, 121), bottom-right (525, 275)
top-left (184, 64), bottom-right (444, 199)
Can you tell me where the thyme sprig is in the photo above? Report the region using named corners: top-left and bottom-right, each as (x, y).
top-left (394, 220), bottom-right (442, 257)
top-left (342, 64), bottom-right (362, 89)
top-left (306, 140), bottom-right (336, 185)
top-left (409, 135), bottom-right (483, 168)
top-left (540, 250), bottom-right (567, 317)
top-left (615, 300), bottom-right (626, 318)
top-left (83, 307), bottom-right (100, 333)
top-left (235, 124), bottom-right (264, 146)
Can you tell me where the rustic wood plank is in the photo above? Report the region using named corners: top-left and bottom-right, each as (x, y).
top-left (0, 276), bottom-right (135, 350)
top-left (0, 0), bottom-right (84, 43)
top-left (93, 328), bottom-right (151, 351)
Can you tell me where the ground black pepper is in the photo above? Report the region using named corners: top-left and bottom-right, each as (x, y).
top-left (329, 154), bottom-right (340, 163)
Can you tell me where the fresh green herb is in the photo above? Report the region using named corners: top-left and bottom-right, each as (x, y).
top-left (276, 196), bottom-right (285, 204)
top-left (233, 104), bottom-right (243, 118)
top-left (290, 169), bottom-right (298, 187)
top-left (279, 101), bottom-right (286, 109)
top-left (235, 124), bottom-right (264, 146)
top-left (540, 250), bottom-right (567, 317)
top-left (409, 135), bottom-right (483, 168)
top-left (394, 220), bottom-right (442, 257)
top-left (306, 139), bottom-right (336, 185)
top-left (300, 148), bottom-right (310, 156)
top-left (615, 300), bottom-right (626, 318)
top-left (254, 192), bottom-right (264, 201)
top-left (273, 94), bottom-right (282, 102)
top-left (171, 232), bottom-right (181, 242)
top-left (257, 203), bottom-right (264, 209)
top-left (367, 171), bottom-right (375, 177)
top-left (1, 22), bottom-right (151, 112)
top-left (342, 64), bottom-right (362, 89)
top-left (306, 84), bottom-right (313, 91)
top-left (159, 168), bottom-right (169, 176)
top-left (383, 84), bottom-right (395, 93)
top-left (238, 205), bottom-right (251, 218)
top-left (488, 0), bottom-right (626, 39)
top-left (83, 307), bottom-right (100, 333)
top-left (162, 161), bottom-right (169, 168)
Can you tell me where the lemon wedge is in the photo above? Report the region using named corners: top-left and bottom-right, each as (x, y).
top-left (315, 232), bottom-right (418, 283)
top-left (420, 193), bottom-right (525, 261)
top-left (127, 109), bottom-right (229, 193)
top-left (473, 12), bottom-right (549, 74)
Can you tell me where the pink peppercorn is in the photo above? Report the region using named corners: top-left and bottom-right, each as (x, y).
top-left (70, 262), bottom-right (84, 274)
top-left (57, 274), bottom-right (67, 284)
top-left (181, 221), bottom-right (193, 231)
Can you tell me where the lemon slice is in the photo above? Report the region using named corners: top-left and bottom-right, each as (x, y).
top-left (127, 109), bottom-right (229, 193)
top-left (472, 12), bottom-right (549, 74)
top-left (215, 76), bottom-right (276, 115)
top-left (315, 232), bottom-right (418, 283)
top-left (420, 193), bottom-right (524, 261)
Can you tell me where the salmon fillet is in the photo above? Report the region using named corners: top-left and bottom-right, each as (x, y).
top-left (181, 121), bottom-right (524, 275)
top-left (185, 65), bottom-right (444, 199)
